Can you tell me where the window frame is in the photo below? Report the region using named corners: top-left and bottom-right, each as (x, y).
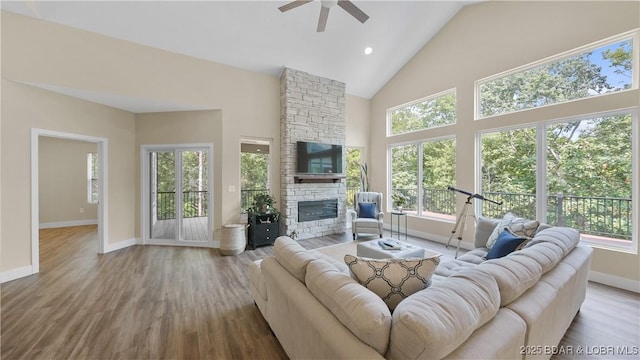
top-left (475, 110), bottom-right (638, 253)
top-left (387, 88), bottom-right (457, 137)
top-left (388, 135), bottom-right (457, 221)
top-left (475, 29), bottom-right (639, 120)
top-left (87, 152), bottom-right (98, 204)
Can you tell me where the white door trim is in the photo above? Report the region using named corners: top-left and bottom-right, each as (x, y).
top-left (141, 143), bottom-right (214, 246)
top-left (31, 128), bottom-right (108, 274)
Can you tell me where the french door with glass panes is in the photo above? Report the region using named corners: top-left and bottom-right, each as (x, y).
top-left (144, 145), bottom-right (213, 246)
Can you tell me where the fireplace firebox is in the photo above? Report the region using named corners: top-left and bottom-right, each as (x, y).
top-left (298, 199), bottom-right (338, 222)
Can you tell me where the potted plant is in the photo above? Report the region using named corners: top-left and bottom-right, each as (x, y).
top-left (250, 193), bottom-right (280, 222)
top-left (392, 192), bottom-right (409, 212)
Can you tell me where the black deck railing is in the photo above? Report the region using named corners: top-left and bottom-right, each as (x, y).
top-left (389, 188), bottom-right (631, 240)
top-left (157, 191), bottom-right (208, 220)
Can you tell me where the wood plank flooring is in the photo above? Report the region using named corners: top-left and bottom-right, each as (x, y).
top-left (151, 217), bottom-right (209, 242)
top-left (1, 226), bottom-right (638, 359)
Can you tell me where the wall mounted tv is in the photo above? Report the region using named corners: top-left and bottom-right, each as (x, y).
top-left (296, 141), bottom-right (343, 175)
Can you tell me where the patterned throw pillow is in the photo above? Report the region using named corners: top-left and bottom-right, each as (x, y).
top-left (344, 254), bottom-right (440, 310)
top-left (486, 213), bottom-right (540, 250)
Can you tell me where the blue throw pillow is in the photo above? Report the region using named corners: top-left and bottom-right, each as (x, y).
top-left (358, 202), bottom-right (377, 219)
top-left (485, 228), bottom-right (528, 260)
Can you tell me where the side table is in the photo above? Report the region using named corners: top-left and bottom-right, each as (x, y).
top-left (390, 211), bottom-right (407, 241)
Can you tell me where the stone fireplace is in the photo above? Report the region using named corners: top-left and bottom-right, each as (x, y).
top-left (298, 199), bottom-right (339, 222)
top-left (280, 68), bottom-right (346, 240)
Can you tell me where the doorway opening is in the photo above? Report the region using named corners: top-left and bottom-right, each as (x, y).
top-left (30, 129), bottom-right (107, 274)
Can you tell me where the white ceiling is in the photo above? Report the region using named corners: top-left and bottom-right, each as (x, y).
top-left (2, 0), bottom-right (476, 112)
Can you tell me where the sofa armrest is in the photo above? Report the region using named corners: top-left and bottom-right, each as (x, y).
top-left (377, 212), bottom-right (384, 221)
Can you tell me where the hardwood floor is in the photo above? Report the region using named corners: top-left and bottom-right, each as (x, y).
top-left (151, 217), bottom-right (209, 242)
top-left (1, 226), bottom-right (638, 359)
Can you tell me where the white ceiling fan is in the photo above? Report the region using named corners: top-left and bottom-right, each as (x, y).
top-left (278, 0), bottom-right (370, 32)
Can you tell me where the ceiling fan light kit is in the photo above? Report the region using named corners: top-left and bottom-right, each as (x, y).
top-left (279, 0), bottom-right (369, 32)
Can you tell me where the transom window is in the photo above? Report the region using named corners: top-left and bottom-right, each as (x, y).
top-left (388, 89), bottom-right (456, 136)
top-left (477, 31), bottom-right (636, 119)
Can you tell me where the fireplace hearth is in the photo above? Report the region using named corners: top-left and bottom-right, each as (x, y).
top-left (298, 199), bottom-right (338, 222)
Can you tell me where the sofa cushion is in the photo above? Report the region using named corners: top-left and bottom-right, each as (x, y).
top-left (305, 259), bottom-right (392, 355)
top-left (344, 254), bottom-right (440, 310)
top-left (524, 227), bottom-right (580, 256)
top-left (315, 252), bottom-right (350, 274)
top-left (457, 248), bottom-right (489, 265)
top-left (485, 229), bottom-right (530, 260)
top-left (388, 268), bottom-right (500, 360)
top-left (478, 254), bottom-right (543, 306)
top-left (434, 258), bottom-right (478, 277)
top-left (273, 236), bottom-right (317, 283)
top-left (511, 242), bottom-right (564, 274)
top-left (474, 216), bottom-right (500, 248)
top-left (486, 213), bottom-right (540, 249)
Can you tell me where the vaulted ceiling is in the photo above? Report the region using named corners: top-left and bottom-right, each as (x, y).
top-left (2, 1), bottom-right (477, 111)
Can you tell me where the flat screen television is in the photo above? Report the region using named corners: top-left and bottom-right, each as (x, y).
top-left (296, 141), bottom-right (343, 175)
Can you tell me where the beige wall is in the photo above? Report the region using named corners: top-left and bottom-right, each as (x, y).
top-left (346, 94), bottom-right (371, 158)
top-left (1, 11), bottom-right (281, 230)
top-left (0, 11), bottom-right (370, 275)
top-left (370, 1), bottom-right (640, 285)
top-left (39, 137), bottom-right (98, 224)
top-left (1, 80), bottom-right (136, 271)
top-left (135, 111), bottom-right (223, 237)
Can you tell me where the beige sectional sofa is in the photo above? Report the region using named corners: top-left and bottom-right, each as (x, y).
top-left (248, 219), bottom-right (592, 360)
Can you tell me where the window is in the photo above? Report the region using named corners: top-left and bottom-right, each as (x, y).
top-left (479, 112), bottom-right (635, 250)
top-left (388, 89), bottom-right (456, 136)
top-left (546, 114), bottom-right (633, 242)
top-left (480, 127), bottom-right (537, 219)
top-left (391, 144), bottom-right (418, 211)
top-left (478, 33), bottom-right (635, 119)
top-left (345, 147), bottom-right (363, 208)
top-left (422, 138), bottom-right (456, 217)
top-left (87, 152), bottom-right (99, 203)
top-left (390, 138), bottom-right (456, 218)
top-left (241, 139), bottom-right (270, 212)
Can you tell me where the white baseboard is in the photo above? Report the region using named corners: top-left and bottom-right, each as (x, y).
top-left (589, 270), bottom-right (640, 293)
top-left (103, 238), bottom-right (137, 253)
top-left (1, 265), bottom-right (35, 283)
top-left (39, 219), bottom-right (98, 229)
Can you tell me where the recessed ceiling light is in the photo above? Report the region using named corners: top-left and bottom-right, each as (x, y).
top-left (364, 47), bottom-right (373, 55)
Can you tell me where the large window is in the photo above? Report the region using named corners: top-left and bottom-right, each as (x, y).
top-left (388, 89), bottom-right (456, 136)
top-left (480, 127), bottom-right (537, 219)
top-left (478, 32), bottom-right (635, 119)
top-left (390, 138), bottom-right (456, 218)
top-left (546, 114), bottom-right (633, 241)
top-left (479, 112), bottom-right (635, 249)
top-left (240, 139), bottom-right (270, 212)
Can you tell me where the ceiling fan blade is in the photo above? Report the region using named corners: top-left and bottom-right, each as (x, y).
top-left (278, 0), bottom-right (314, 12)
top-left (337, 0), bottom-right (369, 23)
top-left (317, 6), bottom-right (330, 32)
